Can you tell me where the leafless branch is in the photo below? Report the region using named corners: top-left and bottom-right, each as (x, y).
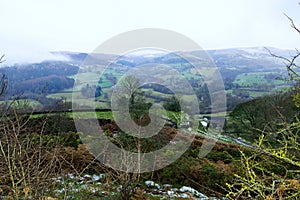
top-left (0, 54), bottom-right (5, 64)
top-left (265, 47), bottom-right (300, 79)
top-left (284, 13), bottom-right (300, 34)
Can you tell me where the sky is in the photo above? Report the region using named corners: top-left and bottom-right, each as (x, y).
top-left (0, 0), bottom-right (300, 64)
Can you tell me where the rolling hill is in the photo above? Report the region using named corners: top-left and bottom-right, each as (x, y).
top-left (0, 47), bottom-right (296, 111)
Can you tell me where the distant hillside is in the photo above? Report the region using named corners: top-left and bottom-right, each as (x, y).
top-left (0, 47), bottom-right (295, 110)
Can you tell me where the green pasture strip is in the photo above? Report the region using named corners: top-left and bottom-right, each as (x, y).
top-left (63, 86), bottom-right (83, 92)
top-left (271, 85), bottom-right (291, 92)
top-left (181, 71), bottom-right (200, 79)
top-left (69, 72), bottom-right (101, 82)
top-left (233, 72), bottom-right (286, 87)
top-left (29, 111), bottom-right (113, 120)
top-left (141, 88), bottom-right (172, 99)
top-left (0, 99), bottom-right (42, 108)
top-left (69, 111), bottom-right (113, 119)
top-left (226, 90), bottom-right (233, 94)
top-left (248, 91), bottom-right (270, 97)
top-left (47, 92), bottom-right (75, 101)
top-left (233, 73), bottom-right (267, 86)
top-left (29, 113), bottom-right (57, 119)
top-left (198, 111), bottom-right (227, 118)
top-left (99, 81), bottom-right (113, 88)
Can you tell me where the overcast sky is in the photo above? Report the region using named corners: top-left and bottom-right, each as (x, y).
top-left (0, 0), bottom-right (300, 64)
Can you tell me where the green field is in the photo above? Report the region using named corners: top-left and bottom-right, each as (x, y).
top-left (248, 91), bottom-right (271, 97)
top-left (181, 71), bottom-right (202, 79)
top-left (69, 111), bottom-right (113, 119)
top-left (70, 72), bottom-right (101, 83)
top-left (142, 88), bottom-right (172, 99)
top-left (47, 92), bottom-right (74, 100)
top-left (99, 81), bottom-right (113, 88)
top-left (0, 99), bottom-right (42, 108)
top-left (47, 91), bottom-right (110, 109)
top-left (233, 72), bottom-right (285, 87)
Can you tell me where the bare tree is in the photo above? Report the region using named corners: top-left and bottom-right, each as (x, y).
top-left (0, 55), bottom-right (7, 96)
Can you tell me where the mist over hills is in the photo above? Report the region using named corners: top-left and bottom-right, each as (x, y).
top-left (1, 46), bottom-right (295, 69)
top-left (53, 46), bottom-right (297, 70)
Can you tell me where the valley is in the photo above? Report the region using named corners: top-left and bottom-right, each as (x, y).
top-left (0, 47), bottom-right (294, 112)
top-left (0, 47), bottom-right (299, 199)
